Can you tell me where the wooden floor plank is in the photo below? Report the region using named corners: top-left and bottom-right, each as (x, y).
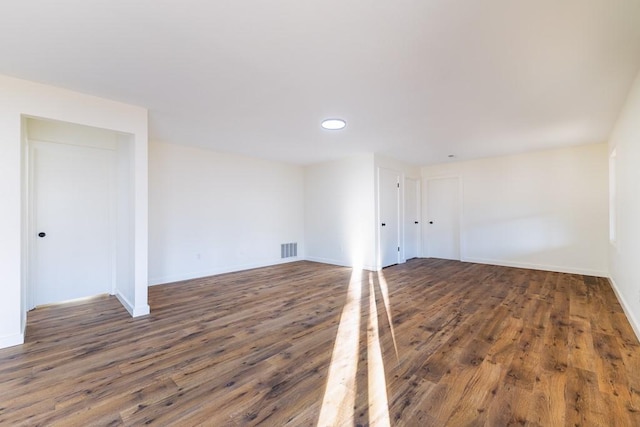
top-left (528, 369), bottom-right (566, 426)
top-left (1, 259), bottom-right (639, 426)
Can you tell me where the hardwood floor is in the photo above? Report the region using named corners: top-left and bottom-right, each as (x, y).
top-left (1, 259), bottom-right (639, 426)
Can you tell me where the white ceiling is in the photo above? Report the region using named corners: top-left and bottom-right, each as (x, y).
top-left (1, 0), bottom-right (640, 165)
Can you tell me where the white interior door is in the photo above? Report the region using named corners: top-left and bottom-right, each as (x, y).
top-left (379, 168), bottom-right (400, 268)
top-left (404, 178), bottom-right (420, 259)
top-left (426, 177), bottom-right (460, 260)
top-left (31, 140), bottom-right (115, 307)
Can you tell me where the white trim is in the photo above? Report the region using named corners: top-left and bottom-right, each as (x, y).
top-left (115, 291), bottom-right (133, 314)
top-left (132, 304), bottom-right (150, 317)
top-left (115, 290), bottom-right (150, 317)
top-left (305, 256), bottom-right (377, 272)
top-left (149, 257), bottom-right (305, 286)
top-left (608, 276), bottom-right (640, 343)
top-left (27, 140), bottom-right (36, 311)
top-left (305, 256), bottom-right (351, 268)
top-left (609, 149), bottom-right (618, 248)
top-left (0, 331), bottom-right (25, 349)
top-left (462, 256), bottom-right (608, 277)
top-left (403, 177), bottom-right (421, 260)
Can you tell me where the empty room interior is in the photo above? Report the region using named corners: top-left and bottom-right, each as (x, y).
top-left (2, 1), bottom-right (640, 425)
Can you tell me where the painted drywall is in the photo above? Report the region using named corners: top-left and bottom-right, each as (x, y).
top-left (26, 118), bottom-right (120, 149)
top-left (148, 141), bottom-right (304, 284)
top-left (304, 154), bottom-right (376, 270)
top-left (609, 69), bottom-right (640, 339)
top-left (374, 155), bottom-right (421, 180)
top-left (0, 74), bottom-right (149, 349)
top-left (116, 134), bottom-right (136, 309)
top-left (422, 143), bottom-right (609, 276)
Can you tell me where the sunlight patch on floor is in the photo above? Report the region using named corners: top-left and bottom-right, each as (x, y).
top-left (368, 273), bottom-right (391, 427)
top-left (317, 267), bottom-right (363, 426)
top-left (377, 270), bottom-right (399, 362)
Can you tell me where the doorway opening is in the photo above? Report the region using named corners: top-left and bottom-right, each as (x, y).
top-left (23, 117), bottom-right (136, 314)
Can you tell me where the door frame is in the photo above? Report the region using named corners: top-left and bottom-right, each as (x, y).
top-left (377, 167), bottom-right (402, 269)
top-left (423, 175), bottom-right (463, 261)
top-left (28, 138), bottom-right (118, 309)
top-left (404, 177), bottom-right (421, 260)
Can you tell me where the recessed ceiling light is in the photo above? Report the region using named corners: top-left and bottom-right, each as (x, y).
top-left (321, 118), bottom-right (346, 130)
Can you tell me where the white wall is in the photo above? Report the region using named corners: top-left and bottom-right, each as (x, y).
top-left (0, 74), bottom-right (149, 349)
top-left (115, 133), bottom-right (136, 307)
top-left (374, 155), bottom-right (421, 179)
top-left (304, 155), bottom-right (376, 270)
top-left (148, 141), bottom-right (304, 284)
top-left (422, 143), bottom-right (609, 276)
top-left (609, 69), bottom-right (640, 339)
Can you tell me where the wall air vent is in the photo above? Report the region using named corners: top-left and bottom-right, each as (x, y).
top-left (281, 243), bottom-right (298, 259)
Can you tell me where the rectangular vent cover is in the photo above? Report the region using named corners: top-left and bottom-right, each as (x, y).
top-left (281, 242), bottom-right (298, 259)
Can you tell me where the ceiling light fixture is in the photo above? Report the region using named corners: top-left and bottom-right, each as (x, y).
top-left (321, 118), bottom-right (346, 130)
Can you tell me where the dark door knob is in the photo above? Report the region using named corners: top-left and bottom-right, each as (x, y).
top-left (414, 221), bottom-right (419, 224)
top-left (381, 223), bottom-right (386, 227)
top-left (38, 232), bottom-right (46, 238)
top-left (429, 221), bottom-right (433, 224)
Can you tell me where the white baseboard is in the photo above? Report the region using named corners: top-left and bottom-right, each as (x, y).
top-left (115, 291), bottom-right (150, 317)
top-left (607, 276), bottom-right (640, 343)
top-left (305, 256), bottom-right (351, 268)
top-left (149, 256), bottom-right (380, 287)
top-left (131, 303), bottom-right (150, 317)
top-left (0, 331), bottom-right (24, 349)
top-left (148, 257), bottom-right (304, 286)
top-left (304, 256), bottom-right (377, 271)
top-left (461, 257), bottom-right (608, 277)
